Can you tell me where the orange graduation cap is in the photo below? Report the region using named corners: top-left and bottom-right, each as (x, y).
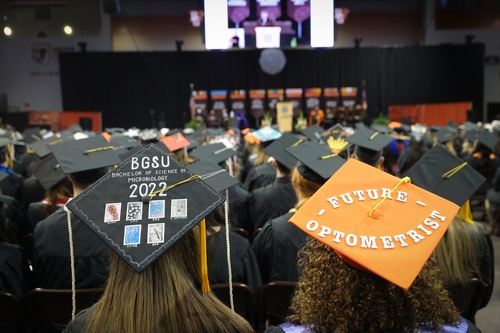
top-left (288, 158), bottom-right (459, 291)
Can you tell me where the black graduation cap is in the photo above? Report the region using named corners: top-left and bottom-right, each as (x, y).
top-left (320, 124), bottom-right (351, 153)
top-left (464, 130), bottom-right (480, 144)
top-left (60, 124), bottom-right (84, 139)
top-left (190, 143), bottom-right (236, 165)
top-left (50, 136), bottom-right (121, 174)
top-left (404, 145), bottom-right (485, 206)
top-left (300, 125), bottom-right (325, 142)
top-left (347, 128), bottom-right (393, 152)
top-left (22, 127), bottom-right (42, 144)
top-left (66, 144), bottom-right (225, 273)
top-left (371, 124), bottom-right (392, 134)
top-left (286, 140), bottom-right (346, 183)
top-left (462, 121), bottom-right (479, 132)
top-left (433, 129), bottom-right (455, 144)
top-left (264, 132), bottom-right (301, 170)
top-left (33, 153), bottom-right (66, 190)
top-left (186, 160), bottom-right (239, 192)
top-left (110, 135), bottom-right (142, 161)
top-left (29, 136), bottom-right (64, 159)
top-left (477, 131), bottom-right (499, 151)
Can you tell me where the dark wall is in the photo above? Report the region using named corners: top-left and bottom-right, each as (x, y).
top-left (59, 44), bottom-right (484, 129)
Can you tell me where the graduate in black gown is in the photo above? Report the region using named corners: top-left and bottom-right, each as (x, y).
top-left (33, 136), bottom-right (121, 289)
top-left (254, 141), bottom-right (346, 283)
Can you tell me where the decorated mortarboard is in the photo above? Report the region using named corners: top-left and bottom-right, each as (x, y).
top-left (320, 124), bottom-right (351, 154)
top-left (190, 142), bottom-right (236, 165)
top-left (186, 160), bottom-right (239, 193)
top-left (264, 132), bottom-right (301, 170)
top-left (477, 130), bottom-right (499, 151)
top-left (160, 132), bottom-right (191, 152)
top-left (66, 143), bottom-right (225, 275)
top-left (286, 140), bottom-right (346, 183)
top-left (251, 126), bottom-right (282, 144)
top-left (404, 145), bottom-right (485, 207)
top-left (33, 153), bottom-right (67, 190)
top-left (288, 158), bottom-right (460, 291)
top-left (347, 129), bottom-right (393, 152)
top-left (29, 136), bottom-right (66, 159)
top-left (50, 136), bottom-right (121, 174)
top-left (300, 125), bottom-right (325, 142)
top-left (138, 129), bottom-right (160, 142)
top-left (22, 127), bottom-right (42, 144)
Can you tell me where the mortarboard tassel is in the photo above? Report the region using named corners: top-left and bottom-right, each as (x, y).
top-left (459, 199), bottom-right (474, 224)
top-left (200, 218), bottom-right (211, 294)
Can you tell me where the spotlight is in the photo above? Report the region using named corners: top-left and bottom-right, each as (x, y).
top-left (63, 25), bottom-right (73, 35)
top-left (3, 26), bottom-right (12, 36)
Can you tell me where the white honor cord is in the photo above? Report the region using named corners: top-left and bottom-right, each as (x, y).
top-left (225, 190), bottom-right (234, 314)
top-left (64, 205), bottom-right (77, 321)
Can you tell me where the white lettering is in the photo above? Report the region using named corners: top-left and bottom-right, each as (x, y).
top-left (131, 157), bottom-right (139, 170)
top-left (381, 188), bottom-right (392, 199)
top-left (366, 189), bottom-right (379, 200)
top-left (416, 224), bottom-right (433, 236)
top-left (406, 229), bottom-right (425, 243)
top-left (306, 220), bottom-right (319, 232)
top-left (141, 157), bottom-right (150, 169)
top-left (394, 234), bottom-right (409, 247)
top-left (353, 190), bottom-right (366, 201)
top-left (332, 230), bottom-right (345, 243)
top-left (396, 191), bottom-right (408, 203)
top-left (339, 193), bottom-right (354, 204)
top-left (380, 235), bottom-right (395, 248)
top-left (318, 226), bottom-right (332, 238)
top-left (423, 218), bottom-right (439, 230)
top-left (327, 196), bottom-right (340, 208)
top-left (161, 156), bottom-right (170, 167)
top-left (152, 156), bottom-right (159, 168)
top-left (430, 210), bottom-right (446, 222)
top-left (346, 234), bottom-right (358, 246)
top-left (360, 235), bottom-right (378, 248)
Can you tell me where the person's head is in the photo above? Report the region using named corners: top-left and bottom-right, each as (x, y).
top-left (353, 145), bottom-right (384, 167)
top-left (260, 9), bottom-right (269, 20)
top-left (272, 159), bottom-right (292, 177)
top-left (84, 225), bottom-right (253, 333)
top-left (287, 238), bottom-right (459, 332)
top-left (291, 167), bottom-right (323, 209)
top-left (68, 167), bottom-right (109, 192)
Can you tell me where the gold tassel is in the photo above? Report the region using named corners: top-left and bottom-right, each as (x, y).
top-left (200, 218), bottom-right (211, 294)
top-left (459, 200), bottom-right (474, 224)
top-left (6, 143), bottom-right (13, 170)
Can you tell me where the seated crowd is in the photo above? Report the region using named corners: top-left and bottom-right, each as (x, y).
top-left (0, 117), bottom-right (495, 332)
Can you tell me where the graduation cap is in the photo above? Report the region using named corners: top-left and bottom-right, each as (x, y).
top-left (286, 140), bottom-right (345, 183)
top-left (160, 132), bottom-right (191, 152)
top-left (370, 124), bottom-right (392, 134)
top-left (186, 160), bottom-right (239, 192)
top-left (264, 132), bottom-right (301, 170)
top-left (347, 129), bottom-right (393, 152)
top-left (190, 143), bottom-right (236, 165)
top-left (476, 131), bottom-right (499, 151)
top-left (22, 127), bottom-right (42, 144)
top-left (433, 129), bottom-right (455, 144)
top-left (300, 125), bottom-right (325, 142)
top-left (66, 144), bottom-right (224, 295)
top-left (289, 158), bottom-right (459, 291)
top-left (110, 135), bottom-right (142, 161)
top-left (462, 121), bottom-right (479, 132)
top-left (404, 145), bottom-right (485, 207)
top-left (29, 136), bottom-right (66, 159)
top-left (50, 136), bottom-right (121, 174)
top-left (251, 126), bottom-right (282, 144)
top-left (138, 129), bottom-right (160, 143)
top-left (33, 153), bottom-right (67, 190)
top-left (320, 124), bottom-right (351, 154)
top-left (463, 130), bottom-right (480, 144)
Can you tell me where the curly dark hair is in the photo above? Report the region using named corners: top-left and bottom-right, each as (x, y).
top-left (287, 238), bottom-right (460, 333)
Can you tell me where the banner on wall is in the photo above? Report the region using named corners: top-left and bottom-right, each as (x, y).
top-left (276, 101), bottom-right (294, 132)
top-left (340, 87), bottom-right (358, 108)
top-left (323, 87), bottom-right (339, 111)
top-left (228, 0), bottom-right (250, 25)
top-left (285, 88), bottom-right (303, 117)
top-left (29, 43), bottom-right (74, 77)
top-left (249, 89), bottom-right (266, 119)
top-left (305, 87), bottom-right (322, 114)
top-left (267, 88), bottom-right (284, 116)
top-left (256, 0), bottom-right (282, 21)
top-left (287, 0), bottom-right (310, 39)
top-left (210, 90), bottom-right (227, 111)
top-left (229, 89), bottom-right (246, 113)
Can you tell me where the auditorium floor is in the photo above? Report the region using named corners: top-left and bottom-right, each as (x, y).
top-left (474, 220), bottom-right (499, 333)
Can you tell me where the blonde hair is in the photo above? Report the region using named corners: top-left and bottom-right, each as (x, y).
top-left (433, 216), bottom-right (484, 287)
top-left (251, 143), bottom-right (271, 167)
top-left (84, 226), bottom-right (253, 333)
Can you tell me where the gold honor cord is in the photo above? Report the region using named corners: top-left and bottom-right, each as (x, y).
top-left (83, 146), bottom-right (115, 155)
top-left (370, 131), bottom-right (379, 140)
top-left (199, 218), bottom-right (210, 294)
top-left (369, 176), bottom-right (411, 219)
top-left (441, 162), bottom-right (467, 179)
top-left (291, 139), bottom-right (304, 147)
top-left (319, 153), bottom-right (338, 160)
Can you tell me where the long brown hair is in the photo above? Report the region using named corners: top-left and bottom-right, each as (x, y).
top-left (288, 238), bottom-right (459, 333)
top-left (84, 226), bottom-right (253, 333)
top-left (44, 178), bottom-right (73, 216)
top-left (291, 168), bottom-right (323, 210)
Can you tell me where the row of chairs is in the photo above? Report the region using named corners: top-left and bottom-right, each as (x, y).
top-left (0, 281), bottom-right (297, 333)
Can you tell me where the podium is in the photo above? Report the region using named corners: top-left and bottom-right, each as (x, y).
top-left (255, 26), bottom-right (281, 48)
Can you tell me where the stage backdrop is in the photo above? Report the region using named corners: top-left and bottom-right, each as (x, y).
top-left (59, 44), bottom-right (484, 129)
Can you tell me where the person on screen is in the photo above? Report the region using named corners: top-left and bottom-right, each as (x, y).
top-left (257, 9), bottom-right (274, 26)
